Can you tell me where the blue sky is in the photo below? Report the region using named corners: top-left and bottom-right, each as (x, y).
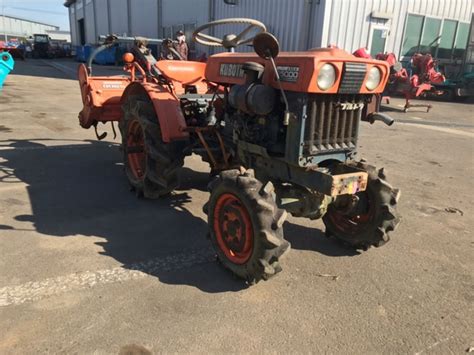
top-left (2, 0), bottom-right (70, 30)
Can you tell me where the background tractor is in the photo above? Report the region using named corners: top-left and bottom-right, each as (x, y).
top-left (353, 48), bottom-right (446, 112)
top-left (77, 18), bottom-right (400, 284)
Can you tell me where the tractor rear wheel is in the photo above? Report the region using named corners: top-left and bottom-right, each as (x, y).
top-left (207, 169), bottom-right (290, 283)
top-left (323, 161), bottom-right (401, 250)
top-left (120, 95), bottom-right (184, 198)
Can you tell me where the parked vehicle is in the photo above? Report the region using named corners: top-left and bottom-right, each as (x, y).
top-left (434, 72), bottom-right (474, 101)
top-left (32, 34), bottom-right (54, 59)
top-left (0, 39), bottom-right (25, 60)
top-left (76, 19), bottom-right (400, 284)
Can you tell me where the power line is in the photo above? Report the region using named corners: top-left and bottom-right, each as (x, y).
top-left (4, 6), bottom-right (65, 15)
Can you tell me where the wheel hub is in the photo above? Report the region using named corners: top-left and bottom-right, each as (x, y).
top-left (213, 193), bottom-right (253, 264)
top-left (327, 190), bottom-right (373, 234)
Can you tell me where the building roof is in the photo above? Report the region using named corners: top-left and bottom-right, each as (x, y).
top-left (0, 14), bottom-right (59, 29)
top-left (64, 0), bottom-right (76, 7)
top-left (46, 30), bottom-right (71, 35)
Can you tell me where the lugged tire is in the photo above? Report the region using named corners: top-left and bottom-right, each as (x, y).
top-left (207, 169), bottom-right (290, 283)
top-left (323, 161), bottom-right (401, 250)
top-left (120, 94), bottom-right (184, 198)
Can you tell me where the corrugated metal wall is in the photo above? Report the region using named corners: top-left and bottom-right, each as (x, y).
top-left (84, 0), bottom-right (96, 44)
top-left (212, 0), bottom-right (321, 51)
top-left (319, 0), bottom-right (474, 57)
top-left (131, 0), bottom-right (160, 38)
top-left (94, 0), bottom-right (109, 38)
top-left (162, 0), bottom-right (210, 28)
top-left (109, 0), bottom-right (129, 36)
top-left (69, 7), bottom-right (77, 45)
top-left (65, 0), bottom-right (474, 58)
top-left (68, 0), bottom-right (210, 45)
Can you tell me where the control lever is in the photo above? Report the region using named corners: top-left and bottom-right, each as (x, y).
top-left (253, 32), bottom-right (292, 126)
top-left (267, 53), bottom-right (291, 125)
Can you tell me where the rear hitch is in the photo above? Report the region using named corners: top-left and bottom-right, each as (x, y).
top-left (365, 112), bottom-right (395, 126)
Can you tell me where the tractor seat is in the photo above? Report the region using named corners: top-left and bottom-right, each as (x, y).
top-left (155, 60), bottom-right (206, 85)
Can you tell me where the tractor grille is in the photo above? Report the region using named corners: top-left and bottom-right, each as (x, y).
top-left (303, 94), bottom-right (366, 154)
top-left (338, 62), bottom-right (367, 94)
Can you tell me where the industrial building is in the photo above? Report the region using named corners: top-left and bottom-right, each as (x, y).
top-left (0, 15), bottom-right (71, 42)
top-left (64, 0), bottom-right (473, 64)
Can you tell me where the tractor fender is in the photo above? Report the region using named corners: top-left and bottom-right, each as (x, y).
top-left (121, 82), bottom-right (189, 142)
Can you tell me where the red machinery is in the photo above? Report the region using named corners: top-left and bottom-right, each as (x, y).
top-left (354, 48), bottom-right (445, 112)
top-left (77, 19), bottom-right (401, 284)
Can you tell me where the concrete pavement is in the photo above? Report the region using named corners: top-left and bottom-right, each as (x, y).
top-left (0, 59), bottom-right (473, 354)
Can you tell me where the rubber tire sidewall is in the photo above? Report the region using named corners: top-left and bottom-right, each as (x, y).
top-left (208, 175), bottom-right (286, 282)
top-left (323, 164), bottom-right (398, 249)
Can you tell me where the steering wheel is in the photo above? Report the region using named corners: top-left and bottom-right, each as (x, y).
top-left (193, 18), bottom-right (266, 49)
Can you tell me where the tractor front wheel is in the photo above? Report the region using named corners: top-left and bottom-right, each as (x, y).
top-left (120, 95), bottom-right (184, 198)
top-left (323, 161), bottom-right (401, 250)
top-left (207, 169), bottom-right (290, 283)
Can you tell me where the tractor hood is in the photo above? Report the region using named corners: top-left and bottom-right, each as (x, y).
top-left (205, 48), bottom-right (389, 94)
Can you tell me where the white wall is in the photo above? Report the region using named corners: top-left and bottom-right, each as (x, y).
top-left (0, 16), bottom-right (58, 39)
top-left (318, 0), bottom-right (474, 58)
top-left (46, 31), bottom-right (72, 42)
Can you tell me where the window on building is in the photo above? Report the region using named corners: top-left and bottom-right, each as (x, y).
top-left (419, 17), bottom-right (442, 56)
top-left (453, 22), bottom-right (470, 59)
top-left (401, 14), bottom-right (424, 56)
top-left (401, 14), bottom-right (470, 61)
top-left (370, 28), bottom-right (388, 57)
top-left (438, 19), bottom-right (458, 59)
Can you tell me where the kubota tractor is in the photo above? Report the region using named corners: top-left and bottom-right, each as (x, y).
top-left (77, 19), bottom-right (400, 283)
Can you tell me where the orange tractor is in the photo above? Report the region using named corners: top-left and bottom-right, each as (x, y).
top-left (77, 19), bottom-right (400, 283)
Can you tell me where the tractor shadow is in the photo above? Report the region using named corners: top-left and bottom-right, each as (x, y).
top-left (0, 139), bottom-right (357, 293)
top-left (284, 223), bottom-right (360, 257)
top-left (0, 139), bottom-right (245, 293)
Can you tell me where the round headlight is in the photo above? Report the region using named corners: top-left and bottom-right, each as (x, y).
top-left (366, 66), bottom-right (381, 91)
top-left (317, 63), bottom-right (336, 90)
